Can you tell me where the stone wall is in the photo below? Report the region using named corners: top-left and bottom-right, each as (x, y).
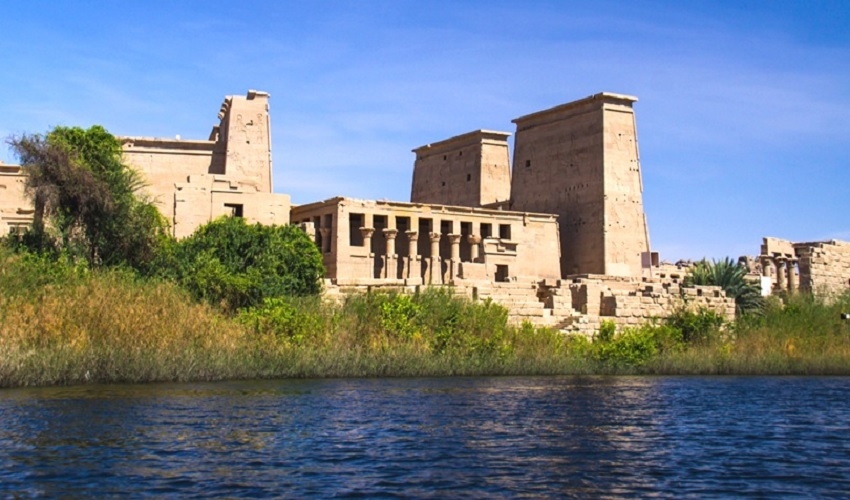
top-left (0, 164), bottom-right (31, 236)
top-left (122, 90), bottom-right (287, 237)
top-left (3, 91), bottom-right (290, 239)
top-left (292, 197), bottom-right (561, 286)
top-left (510, 93), bottom-right (650, 278)
top-left (321, 274), bottom-right (735, 337)
top-left (796, 240), bottom-right (850, 297)
top-left (410, 130), bottom-right (512, 208)
top-left (753, 237), bottom-right (850, 299)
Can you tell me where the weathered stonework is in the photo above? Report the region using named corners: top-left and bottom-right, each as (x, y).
top-left (411, 130), bottom-right (512, 209)
top-left (291, 197), bottom-right (560, 286)
top-left (0, 163), bottom-right (32, 236)
top-left (510, 93), bottom-right (650, 278)
top-left (122, 90), bottom-right (288, 237)
top-left (4, 91), bottom-right (290, 238)
top-left (754, 236), bottom-right (850, 299)
top-left (4, 89), bottom-right (747, 333)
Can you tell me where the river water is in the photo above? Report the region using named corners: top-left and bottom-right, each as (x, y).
top-left (1, 376), bottom-right (849, 497)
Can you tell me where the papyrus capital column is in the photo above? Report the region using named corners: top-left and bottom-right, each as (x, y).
top-left (787, 257), bottom-right (798, 294)
top-left (359, 227), bottom-right (375, 252)
top-left (468, 234), bottom-right (482, 262)
top-left (383, 228), bottom-right (398, 256)
top-left (759, 255), bottom-right (772, 277)
top-left (775, 256), bottom-right (787, 291)
top-left (429, 232), bottom-right (441, 258)
top-left (319, 227), bottom-right (331, 253)
top-left (406, 230), bottom-right (419, 259)
top-left (448, 233), bottom-right (461, 261)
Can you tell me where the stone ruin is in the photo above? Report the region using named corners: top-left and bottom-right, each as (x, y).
top-left (743, 237), bottom-right (850, 299)
top-left (2, 90), bottom-right (747, 335)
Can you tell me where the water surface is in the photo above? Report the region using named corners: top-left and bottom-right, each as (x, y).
top-left (1, 376), bottom-right (848, 497)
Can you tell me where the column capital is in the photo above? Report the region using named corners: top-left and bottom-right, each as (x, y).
top-left (359, 227), bottom-right (375, 238)
top-left (467, 234), bottom-right (482, 245)
top-left (429, 232), bottom-right (442, 243)
top-left (448, 233), bottom-right (462, 244)
top-left (406, 230), bottom-right (419, 242)
top-left (383, 228), bottom-right (398, 240)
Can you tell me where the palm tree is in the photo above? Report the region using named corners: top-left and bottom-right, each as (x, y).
top-left (686, 257), bottom-right (764, 316)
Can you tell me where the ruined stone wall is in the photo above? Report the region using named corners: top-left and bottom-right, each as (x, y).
top-left (321, 275), bottom-right (735, 337)
top-left (0, 165), bottom-right (31, 235)
top-left (4, 91), bottom-right (287, 239)
top-left (410, 130), bottom-right (511, 208)
top-left (510, 93), bottom-right (650, 278)
top-left (121, 138), bottom-right (221, 223)
top-left (796, 240), bottom-right (850, 297)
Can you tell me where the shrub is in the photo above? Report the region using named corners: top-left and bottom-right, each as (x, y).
top-left (592, 322), bottom-right (683, 368)
top-left (6, 125), bottom-right (169, 270)
top-left (155, 217), bottom-right (324, 311)
top-left (666, 307), bottom-right (725, 345)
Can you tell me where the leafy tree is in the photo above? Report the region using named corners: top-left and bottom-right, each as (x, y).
top-left (7, 125), bottom-right (168, 269)
top-left (156, 216), bottom-right (324, 311)
top-left (686, 257), bottom-right (764, 316)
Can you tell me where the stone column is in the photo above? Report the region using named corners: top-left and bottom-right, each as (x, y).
top-left (406, 230), bottom-right (419, 279)
top-left (359, 227), bottom-right (375, 253)
top-left (319, 227), bottom-right (331, 253)
top-left (360, 227), bottom-right (376, 278)
top-left (468, 235), bottom-right (482, 263)
top-left (775, 257), bottom-right (786, 292)
top-left (429, 232), bottom-right (442, 284)
top-left (448, 233), bottom-right (461, 282)
top-left (383, 228), bottom-right (398, 279)
top-left (759, 255), bottom-right (772, 277)
top-left (787, 257), bottom-right (798, 294)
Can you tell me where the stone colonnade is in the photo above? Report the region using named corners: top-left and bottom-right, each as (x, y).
top-left (302, 204), bottom-right (505, 284)
top-left (759, 254), bottom-right (799, 294)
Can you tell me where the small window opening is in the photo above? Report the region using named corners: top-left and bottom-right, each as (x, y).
top-left (481, 223), bottom-right (492, 239)
top-left (349, 213), bottom-right (364, 246)
top-left (443, 155), bottom-right (447, 161)
top-left (495, 264), bottom-right (509, 283)
top-left (441, 181), bottom-right (446, 186)
top-left (224, 203), bottom-right (243, 218)
top-left (499, 224), bottom-right (511, 240)
top-left (466, 174), bottom-right (471, 182)
top-left (525, 160), bottom-right (531, 168)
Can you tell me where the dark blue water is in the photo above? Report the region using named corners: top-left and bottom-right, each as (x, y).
top-left (1, 376), bottom-right (849, 498)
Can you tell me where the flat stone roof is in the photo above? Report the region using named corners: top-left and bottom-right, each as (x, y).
top-left (412, 129), bottom-right (512, 155)
top-left (512, 92), bottom-right (638, 128)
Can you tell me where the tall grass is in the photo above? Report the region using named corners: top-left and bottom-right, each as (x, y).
top-left (3, 247), bottom-right (850, 387)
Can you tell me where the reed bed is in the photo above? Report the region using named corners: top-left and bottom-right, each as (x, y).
top-left (2, 249), bottom-right (850, 387)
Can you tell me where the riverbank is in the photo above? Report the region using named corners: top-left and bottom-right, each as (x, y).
top-left (2, 251), bottom-right (850, 387)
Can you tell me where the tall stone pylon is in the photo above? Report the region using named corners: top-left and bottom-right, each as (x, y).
top-left (410, 130), bottom-right (512, 208)
top-left (510, 92), bottom-right (651, 277)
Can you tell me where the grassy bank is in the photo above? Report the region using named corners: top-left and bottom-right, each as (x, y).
top-left (2, 250), bottom-right (850, 387)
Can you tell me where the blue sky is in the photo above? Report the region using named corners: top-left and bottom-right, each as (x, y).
top-left (2, 1), bottom-right (848, 261)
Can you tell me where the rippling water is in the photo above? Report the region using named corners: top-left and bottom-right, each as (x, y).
top-left (1, 376), bottom-right (849, 497)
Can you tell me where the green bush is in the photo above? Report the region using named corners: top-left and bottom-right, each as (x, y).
top-left (154, 217), bottom-right (324, 311)
top-left (666, 307), bottom-right (725, 345)
top-left (239, 295), bottom-right (328, 345)
top-left (7, 125), bottom-right (169, 270)
top-left (592, 322), bottom-right (683, 368)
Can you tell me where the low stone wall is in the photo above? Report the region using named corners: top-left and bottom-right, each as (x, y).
top-left (797, 240), bottom-right (850, 297)
top-left (321, 273), bottom-right (736, 338)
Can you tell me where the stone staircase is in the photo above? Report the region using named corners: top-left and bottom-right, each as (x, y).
top-left (468, 281), bottom-right (559, 327)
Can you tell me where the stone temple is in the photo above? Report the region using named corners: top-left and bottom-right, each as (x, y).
top-left (10, 89), bottom-right (847, 333)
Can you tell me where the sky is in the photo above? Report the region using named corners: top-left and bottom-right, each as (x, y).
top-left (1, 0), bottom-right (848, 261)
